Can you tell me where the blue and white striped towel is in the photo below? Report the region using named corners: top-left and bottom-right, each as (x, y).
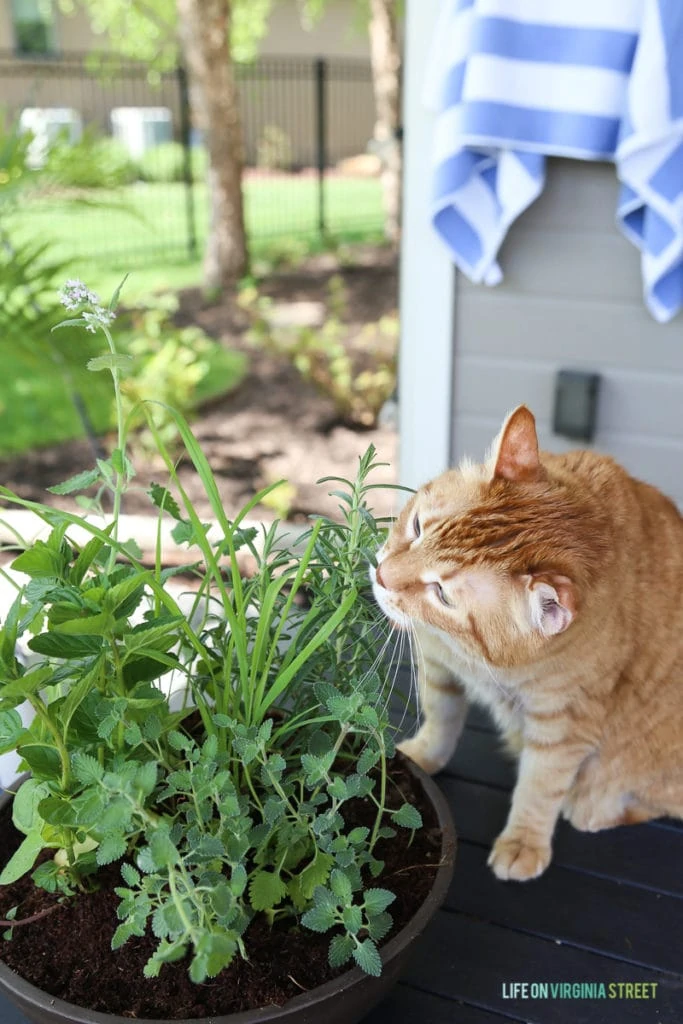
top-left (428, 0), bottom-right (683, 322)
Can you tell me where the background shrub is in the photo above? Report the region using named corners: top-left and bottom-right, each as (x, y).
top-left (44, 132), bottom-right (137, 189)
top-left (137, 141), bottom-right (208, 183)
top-left (257, 125), bottom-right (293, 171)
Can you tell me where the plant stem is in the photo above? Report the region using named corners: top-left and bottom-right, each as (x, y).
top-left (101, 323), bottom-right (125, 574)
top-left (369, 734), bottom-right (387, 853)
top-left (27, 693), bottom-right (71, 790)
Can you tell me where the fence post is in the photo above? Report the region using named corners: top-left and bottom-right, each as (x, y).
top-left (314, 57), bottom-right (328, 238)
top-left (177, 63), bottom-right (198, 260)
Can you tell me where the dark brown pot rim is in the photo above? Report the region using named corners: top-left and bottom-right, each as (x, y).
top-left (0, 759), bottom-right (456, 1024)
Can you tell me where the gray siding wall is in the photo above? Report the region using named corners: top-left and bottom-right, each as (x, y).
top-left (451, 158), bottom-right (683, 509)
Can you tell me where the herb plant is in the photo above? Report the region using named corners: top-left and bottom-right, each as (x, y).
top-left (0, 280), bottom-right (420, 985)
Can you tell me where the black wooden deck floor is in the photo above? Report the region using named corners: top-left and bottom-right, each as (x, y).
top-left (2, 693), bottom-right (683, 1023)
top-left (365, 701), bottom-right (683, 1024)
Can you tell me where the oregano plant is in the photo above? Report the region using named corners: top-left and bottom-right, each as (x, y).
top-left (0, 279), bottom-right (422, 984)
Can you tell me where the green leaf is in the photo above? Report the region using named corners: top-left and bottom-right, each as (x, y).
top-left (47, 468), bottom-right (101, 495)
top-left (190, 933), bottom-right (237, 982)
top-left (97, 833), bottom-right (128, 866)
top-left (17, 743), bottom-right (62, 780)
top-left (72, 751), bottom-right (104, 786)
top-left (367, 911), bottom-right (393, 942)
top-left (0, 831), bottom-right (43, 885)
top-left (0, 709), bottom-right (30, 754)
top-left (12, 779), bottom-right (49, 835)
top-left (327, 777), bottom-right (347, 800)
top-left (348, 827), bottom-right (370, 846)
top-left (328, 933), bottom-right (354, 968)
top-left (229, 864), bottom-right (247, 898)
top-left (301, 902), bottom-right (336, 933)
top-left (342, 904), bottom-right (362, 934)
top-left (111, 921), bottom-right (136, 951)
top-left (11, 542), bottom-right (66, 579)
top-left (59, 656), bottom-right (104, 732)
top-left (135, 761), bottom-right (157, 797)
top-left (352, 938), bottom-right (382, 977)
top-left (249, 870), bottom-right (287, 911)
top-left (87, 353), bottom-right (133, 373)
top-left (0, 663), bottom-right (53, 708)
top-left (28, 632), bottom-right (103, 658)
top-left (54, 610), bottom-right (114, 636)
top-left (298, 852), bottom-right (334, 901)
top-left (108, 273), bottom-right (129, 311)
top-left (330, 868), bottom-right (353, 904)
top-left (123, 617), bottom-right (184, 655)
top-left (391, 803), bottom-right (423, 830)
top-left (149, 828), bottom-right (178, 868)
top-left (356, 748), bottom-right (380, 776)
top-left (148, 483), bottom-right (183, 521)
top-left (120, 862), bottom-right (140, 887)
top-left (170, 520), bottom-right (195, 546)
top-left (363, 888), bottom-right (396, 916)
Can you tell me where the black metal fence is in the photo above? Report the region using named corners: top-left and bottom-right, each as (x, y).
top-left (0, 52), bottom-right (382, 266)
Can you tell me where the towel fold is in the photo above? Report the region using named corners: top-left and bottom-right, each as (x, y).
top-left (429, 0), bottom-right (683, 322)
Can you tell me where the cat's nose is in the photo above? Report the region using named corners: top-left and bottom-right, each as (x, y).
top-left (375, 563), bottom-right (386, 588)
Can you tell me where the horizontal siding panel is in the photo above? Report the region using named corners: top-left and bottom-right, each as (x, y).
top-left (515, 158), bottom-right (621, 232)
top-left (459, 227), bottom-right (643, 302)
top-left (455, 292), bottom-right (683, 373)
top-left (451, 414), bottom-right (683, 509)
top-left (454, 356), bottom-right (683, 440)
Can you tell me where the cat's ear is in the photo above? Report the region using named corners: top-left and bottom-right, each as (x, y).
top-left (525, 575), bottom-right (576, 637)
top-left (491, 406), bottom-right (544, 483)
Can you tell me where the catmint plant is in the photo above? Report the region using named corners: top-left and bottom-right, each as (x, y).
top-left (0, 279), bottom-right (422, 984)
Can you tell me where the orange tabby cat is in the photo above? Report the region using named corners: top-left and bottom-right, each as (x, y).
top-left (371, 406), bottom-right (683, 882)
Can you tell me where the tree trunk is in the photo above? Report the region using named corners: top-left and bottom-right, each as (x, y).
top-left (368, 0), bottom-right (402, 245)
top-left (177, 0), bottom-right (248, 289)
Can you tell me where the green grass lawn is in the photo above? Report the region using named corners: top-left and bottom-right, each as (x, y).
top-left (7, 175), bottom-right (384, 274)
top-left (0, 334), bottom-right (247, 459)
top-left (2, 175), bottom-right (383, 458)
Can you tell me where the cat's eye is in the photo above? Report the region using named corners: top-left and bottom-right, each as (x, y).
top-left (431, 582), bottom-right (451, 607)
top-left (412, 512), bottom-right (421, 538)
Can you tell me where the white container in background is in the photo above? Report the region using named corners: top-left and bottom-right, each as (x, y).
top-left (19, 107), bottom-right (83, 168)
top-left (110, 107), bottom-right (173, 159)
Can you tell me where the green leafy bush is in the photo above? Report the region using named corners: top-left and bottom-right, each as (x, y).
top-left (244, 274), bottom-right (398, 428)
top-left (256, 125), bottom-right (293, 171)
top-left (118, 295), bottom-right (247, 452)
top-left (137, 142), bottom-right (207, 183)
top-left (44, 131), bottom-right (137, 190)
top-left (0, 281), bottom-right (422, 988)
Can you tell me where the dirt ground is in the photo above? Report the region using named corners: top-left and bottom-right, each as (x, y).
top-left (0, 247), bottom-right (401, 530)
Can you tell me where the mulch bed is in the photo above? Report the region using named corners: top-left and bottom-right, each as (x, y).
top-left (0, 247), bottom-right (399, 527)
top-left (0, 756), bottom-right (443, 1019)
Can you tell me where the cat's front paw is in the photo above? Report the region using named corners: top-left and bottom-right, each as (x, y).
top-left (488, 831), bottom-right (551, 881)
top-left (396, 736), bottom-right (448, 776)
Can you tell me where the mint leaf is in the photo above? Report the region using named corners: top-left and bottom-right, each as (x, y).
top-left (72, 752), bottom-right (104, 786)
top-left (249, 870), bottom-right (287, 911)
top-left (363, 888), bottom-right (396, 916)
top-left (330, 868), bottom-right (353, 904)
top-left (391, 803), bottom-right (423, 830)
top-left (328, 933), bottom-right (354, 968)
top-left (301, 903), bottom-right (336, 933)
top-left (97, 833), bottom-right (128, 866)
top-left (47, 468), bottom-right (101, 495)
top-left (352, 938), bottom-right (382, 977)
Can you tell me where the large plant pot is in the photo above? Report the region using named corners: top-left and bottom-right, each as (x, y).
top-left (0, 762), bottom-right (455, 1024)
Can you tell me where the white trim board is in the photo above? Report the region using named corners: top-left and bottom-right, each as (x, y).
top-left (399, 0), bottom-right (456, 492)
